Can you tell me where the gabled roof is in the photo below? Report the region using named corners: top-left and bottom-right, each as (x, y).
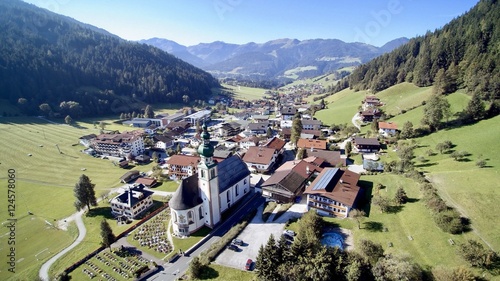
top-left (281, 106), bottom-right (296, 115)
top-left (353, 137), bottom-right (380, 146)
top-left (378, 121), bottom-right (398, 130)
top-left (297, 138), bottom-right (327, 150)
top-left (167, 155), bottom-right (200, 167)
top-left (242, 146), bottom-right (276, 165)
top-left (263, 159), bottom-right (322, 187)
top-left (306, 149), bottom-right (345, 167)
top-left (264, 136), bottom-right (286, 151)
top-left (79, 134), bottom-right (97, 140)
top-left (135, 177), bottom-right (157, 187)
top-left (169, 174), bottom-right (202, 210)
top-left (248, 122), bottom-right (269, 131)
top-left (217, 155), bottom-right (250, 193)
top-left (241, 136), bottom-right (260, 144)
top-left (304, 168), bottom-right (360, 207)
top-left (153, 134), bottom-right (174, 143)
top-left (301, 119), bottom-right (322, 126)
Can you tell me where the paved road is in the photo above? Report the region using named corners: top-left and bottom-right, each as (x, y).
top-left (144, 193), bottom-right (265, 281)
top-left (39, 210), bottom-right (86, 281)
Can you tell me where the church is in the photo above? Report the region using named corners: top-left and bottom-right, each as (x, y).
top-left (169, 123), bottom-right (251, 236)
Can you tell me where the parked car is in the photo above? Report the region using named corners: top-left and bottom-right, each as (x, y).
top-left (245, 259), bottom-right (253, 271)
top-left (232, 238), bottom-right (244, 245)
top-left (227, 244), bottom-right (239, 251)
top-left (283, 229), bottom-right (296, 237)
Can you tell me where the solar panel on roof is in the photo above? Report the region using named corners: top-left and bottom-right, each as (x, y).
top-left (312, 168), bottom-right (339, 190)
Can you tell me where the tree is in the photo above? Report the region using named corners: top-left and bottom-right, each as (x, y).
top-left (290, 112), bottom-right (302, 146)
top-left (458, 239), bottom-right (499, 269)
top-left (188, 256), bottom-right (204, 279)
top-left (433, 68), bottom-right (455, 95)
top-left (64, 115), bottom-right (72, 125)
top-left (144, 104), bottom-right (155, 119)
top-left (399, 121), bottom-right (414, 139)
top-left (464, 92), bottom-right (485, 122)
top-left (450, 151), bottom-right (468, 161)
top-left (372, 195), bottom-right (391, 213)
top-left (73, 174), bottom-right (97, 211)
top-left (266, 126), bottom-right (273, 138)
top-left (394, 187), bottom-right (408, 205)
top-left (99, 121), bottom-right (106, 130)
top-left (373, 254), bottom-right (423, 281)
top-left (435, 141), bottom-right (452, 154)
top-left (182, 95), bottom-right (190, 104)
top-left (359, 239), bottom-right (384, 265)
top-left (421, 94), bottom-right (451, 131)
top-left (39, 103), bottom-right (52, 117)
top-left (345, 141), bottom-right (352, 157)
top-left (349, 209), bottom-right (366, 229)
top-left (100, 219), bottom-right (115, 250)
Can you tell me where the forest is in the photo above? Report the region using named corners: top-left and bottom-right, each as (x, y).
top-left (348, 0), bottom-right (499, 102)
top-left (0, 0), bottom-right (220, 117)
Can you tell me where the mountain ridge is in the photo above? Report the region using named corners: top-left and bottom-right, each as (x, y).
top-left (140, 37), bottom-right (409, 81)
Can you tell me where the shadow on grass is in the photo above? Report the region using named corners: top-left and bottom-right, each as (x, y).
top-left (86, 207), bottom-right (115, 219)
top-left (386, 205), bottom-right (404, 214)
top-left (357, 180), bottom-right (373, 216)
top-left (406, 198), bottom-right (420, 203)
top-left (415, 162), bottom-right (438, 168)
top-left (363, 221), bottom-right (384, 232)
top-left (199, 266), bottom-right (220, 280)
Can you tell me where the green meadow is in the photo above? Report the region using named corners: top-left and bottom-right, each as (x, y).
top-left (222, 84), bottom-right (270, 101)
top-left (314, 88), bottom-right (367, 125)
top-left (0, 116), bottom-right (158, 280)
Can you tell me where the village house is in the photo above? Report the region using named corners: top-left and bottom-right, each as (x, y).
top-left (247, 121), bottom-right (269, 135)
top-left (362, 95), bottom-right (381, 110)
top-left (153, 135), bottom-right (175, 150)
top-left (301, 119), bottom-right (322, 131)
top-left (242, 146), bottom-right (277, 173)
top-left (239, 136), bottom-right (260, 150)
top-left (378, 121), bottom-right (398, 136)
top-left (359, 108), bottom-right (382, 122)
top-left (119, 170), bottom-right (141, 183)
top-left (263, 136), bottom-right (286, 155)
top-left (79, 134), bottom-right (96, 148)
top-left (110, 184), bottom-right (154, 219)
top-left (353, 137), bottom-right (381, 153)
top-left (303, 168), bottom-right (361, 218)
top-left (297, 138), bottom-right (328, 150)
top-left (261, 159), bottom-right (322, 203)
top-left (91, 131), bottom-right (144, 157)
top-left (166, 155), bottom-right (200, 180)
top-left (169, 124), bottom-right (251, 236)
top-left (163, 112), bottom-right (186, 124)
top-left (218, 122), bottom-right (242, 137)
top-left (305, 149), bottom-right (346, 167)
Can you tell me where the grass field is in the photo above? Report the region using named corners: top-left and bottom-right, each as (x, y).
top-left (0, 116), bottom-right (161, 280)
top-left (222, 84), bottom-right (270, 101)
top-left (314, 88), bottom-right (367, 126)
top-left (376, 83), bottom-right (433, 115)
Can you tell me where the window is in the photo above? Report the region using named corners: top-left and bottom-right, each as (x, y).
top-left (227, 191), bottom-right (231, 203)
top-left (244, 179), bottom-right (247, 185)
top-left (188, 211), bottom-right (194, 224)
top-left (199, 206), bottom-right (204, 219)
top-left (235, 184), bottom-right (239, 196)
top-left (210, 169), bottom-right (215, 179)
top-left (201, 170), bottom-right (205, 179)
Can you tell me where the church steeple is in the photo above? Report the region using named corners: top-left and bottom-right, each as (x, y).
top-left (197, 122), bottom-right (214, 158)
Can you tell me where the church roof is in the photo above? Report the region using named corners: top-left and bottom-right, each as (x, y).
top-left (217, 155), bottom-right (250, 193)
top-left (169, 174), bottom-right (202, 211)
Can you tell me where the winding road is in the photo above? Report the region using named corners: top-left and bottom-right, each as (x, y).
top-left (39, 210), bottom-right (86, 281)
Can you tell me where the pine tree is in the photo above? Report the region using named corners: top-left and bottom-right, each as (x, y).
top-left (64, 115), bottom-right (72, 125)
top-left (394, 187), bottom-right (408, 205)
top-left (100, 219), bottom-right (115, 250)
top-left (421, 94), bottom-right (451, 131)
top-left (73, 174), bottom-right (97, 211)
top-left (464, 92), bottom-right (485, 121)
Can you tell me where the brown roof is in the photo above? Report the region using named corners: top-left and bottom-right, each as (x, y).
top-left (264, 137), bottom-right (286, 151)
top-left (304, 168), bottom-right (361, 207)
top-left (166, 155), bottom-right (200, 167)
top-left (378, 121), bottom-right (398, 130)
top-left (297, 138), bottom-right (327, 150)
top-left (306, 149), bottom-right (345, 167)
top-left (242, 146), bottom-right (276, 165)
top-left (353, 137), bottom-right (380, 146)
top-left (241, 136), bottom-right (260, 145)
top-left (135, 177), bottom-right (157, 187)
top-left (303, 156), bottom-right (326, 167)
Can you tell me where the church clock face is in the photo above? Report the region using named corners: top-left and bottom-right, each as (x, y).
top-left (178, 214), bottom-right (186, 223)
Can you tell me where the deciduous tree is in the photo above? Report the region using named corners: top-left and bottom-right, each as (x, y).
top-left (349, 209), bottom-right (366, 229)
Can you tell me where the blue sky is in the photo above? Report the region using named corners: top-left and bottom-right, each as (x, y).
top-left (24, 0), bottom-right (479, 47)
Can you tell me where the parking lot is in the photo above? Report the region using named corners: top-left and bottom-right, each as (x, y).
top-left (214, 199), bottom-right (308, 270)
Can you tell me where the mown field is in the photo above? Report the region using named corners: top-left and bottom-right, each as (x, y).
top-left (222, 84), bottom-right (270, 101)
top-left (0, 116), bottom-right (158, 280)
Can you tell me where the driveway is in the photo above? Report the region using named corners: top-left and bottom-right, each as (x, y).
top-left (214, 199), bottom-right (308, 270)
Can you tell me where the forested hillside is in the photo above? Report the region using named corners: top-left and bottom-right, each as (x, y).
top-left (348, 0), bottom-right (499, 100)
top-left (0, 0), bottom-right (219, 117)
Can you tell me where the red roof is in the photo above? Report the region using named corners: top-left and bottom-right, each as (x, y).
top-left (378, 121), bottom-right (398, 130)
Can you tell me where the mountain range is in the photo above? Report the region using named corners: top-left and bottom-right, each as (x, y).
top-left (140, 37), bottom-right (409, 81)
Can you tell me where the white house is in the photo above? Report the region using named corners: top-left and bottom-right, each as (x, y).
top-left (110, 185), bottom-right (154, 219)
top-left (378, 121), bottom-right (398, 136)
top-left (170, 124), bottom-right (251, 236)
